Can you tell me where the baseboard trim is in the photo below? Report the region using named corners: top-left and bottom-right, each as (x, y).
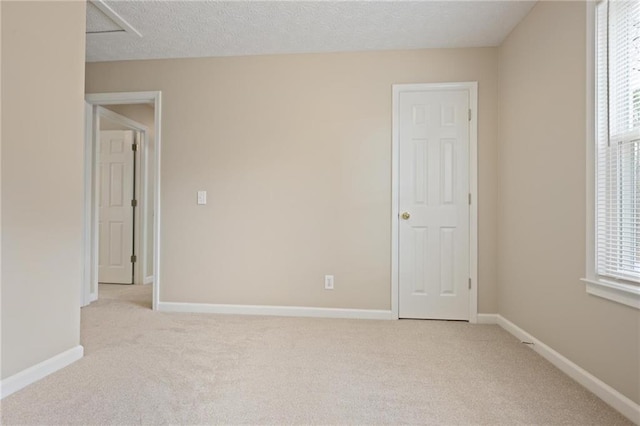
top-left (143, 275), bottom-right (154, 285)
top-left (475, 313), bottom-right (499, 324)
top-left (0, 345), bottom-right (84, 399)
top-left (158, 302), bottom-right (394, 320)
top-left (493, 315), bottom-right (639, 424)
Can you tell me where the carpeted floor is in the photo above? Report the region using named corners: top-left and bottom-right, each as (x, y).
top-left (0, 284), bottom-right (632, 425)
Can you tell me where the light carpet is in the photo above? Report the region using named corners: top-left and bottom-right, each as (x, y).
top-left (0, 284), bottom-right (632, 425)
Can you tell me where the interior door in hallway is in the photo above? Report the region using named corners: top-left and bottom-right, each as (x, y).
top-left (98, 130), bottom-right (134, 284)
top-left (398, 89), bottom-right (470, 320)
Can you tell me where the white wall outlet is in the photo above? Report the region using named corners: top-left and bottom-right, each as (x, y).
top-left (324, 275), bottom-right (334, 290)
top-left (197, 190), bottom-right (207, 205)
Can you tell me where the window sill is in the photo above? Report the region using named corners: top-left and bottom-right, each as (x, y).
top-left (581, 278), bottom-right (640, 310)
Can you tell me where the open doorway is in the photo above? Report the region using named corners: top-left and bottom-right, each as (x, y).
top-left (98, 108), bottom-right (149, 286)
top-left (83, 92), bottom-right (162, 310)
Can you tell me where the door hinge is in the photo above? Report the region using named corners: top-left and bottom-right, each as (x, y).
top-left (468, 193), bottom-right (471, 205)
top-left (130, 255), bottom-right (137, 263)
top-left (468, 109), bottom-right (472, 121)
top-left (131, 199), bottom-right (138, 207)
top-left (132, 143), bottom-right (138, 152)
top-left (469, 278), bottom-right (472, 289)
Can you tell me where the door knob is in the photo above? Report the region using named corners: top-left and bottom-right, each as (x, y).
top-left (401, 212), bottom-right (411, 220)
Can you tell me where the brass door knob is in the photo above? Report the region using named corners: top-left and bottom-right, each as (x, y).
top-left (401, 212), bottom-right (411, 220)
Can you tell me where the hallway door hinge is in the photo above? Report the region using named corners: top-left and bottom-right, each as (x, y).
top-left (130, 255), bottom-right (137, 263)
top-left (468, 109), bottom-right (472, 121)
top-left (132, 143), bottom-right (138, 152)
top-left (131, 199), bottom-right (138, 207)
top-left (469, 278), bottom-right (472, 290)
top-left (468, 193), bottom-right (471, 205)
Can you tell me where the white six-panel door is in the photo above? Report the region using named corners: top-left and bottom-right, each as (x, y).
top-left (98, 130), bottom-right (134, 284)
top-left (398, 89), bottom-right (470, 320)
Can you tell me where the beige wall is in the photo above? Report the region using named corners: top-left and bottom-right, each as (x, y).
top-left (498, 1), bottom-right (640, 404)
top-left (1, 1), bottom-right (86, 378)
top-left (86, 48), bottom-right (499, 312)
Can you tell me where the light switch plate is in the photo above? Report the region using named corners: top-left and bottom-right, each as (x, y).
top-left (197, 191), bottom-right (207, 205)
top-left (324, 275), bottom-right (334, 290)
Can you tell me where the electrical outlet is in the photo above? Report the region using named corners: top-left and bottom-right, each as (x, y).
top-left (324, 275), bottom-right (334, 290)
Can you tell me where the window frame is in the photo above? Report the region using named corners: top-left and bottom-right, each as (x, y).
top-left (583, 0), bottom-right (640, 310)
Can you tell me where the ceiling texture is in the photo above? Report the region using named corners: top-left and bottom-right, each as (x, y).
top-left (86, 1), bottom-right (536, 63)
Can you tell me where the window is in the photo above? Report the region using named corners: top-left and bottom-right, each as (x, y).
top-left (584, 0), bottom-right (640, 309)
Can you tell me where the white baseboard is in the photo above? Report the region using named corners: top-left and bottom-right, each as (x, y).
top-left (0, 345), bottom-right (84, 399)
top-left (488, 314), bottom-right (639, 424)
top-left (143, 275), bottom-right (154, 285)
top-left (158, 301), bottom-right (394, 320)
top-left (475, 313), bottom-right (499, 324)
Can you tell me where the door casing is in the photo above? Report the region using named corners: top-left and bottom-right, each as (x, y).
top-left (83, 91), bottom-right (162, 310)
top-left (391, 82), bottom-right (478, 322)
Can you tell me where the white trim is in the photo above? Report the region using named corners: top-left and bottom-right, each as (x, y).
top-left (81, 103), bottom-right (95, 307)
top-left (391, 82), bottom-right (479, 323)
top-left (141, 129), bottom-right (152, 285)
top-left (86, 92), bottom-right (158, 105)
top-left (84, 91), bottom-right (162, 310)
top-left (88, 0), bottom-right (142, 38)
top-left (142, 131), bottom-right (152, 284)
top-left (391, 86), bottom-right (400, 320)
top-left (144, 275), bottom-right (154, 285)
top-left (135, 130), bottom-right (144, 286)
top-left (153, 94), bottom-right (162, 310)
top-left (495, 315), bottom-right (640, 424)
top-left (158, 302), bottom-right (394, 320)
top-left (475, 313), bottom-right (498, 324)
top-left (468, 83), bottom-right (479, 324)
top-left (84, 104), bottom-right (100, 304)
top-left (585, 0), bottom-right (597, 298)
top-left (581, 278), bottom-right (640, 310)
top-left (0, 346), bottom-right (83, 399)
top-left (583, 2), bottom-right (640, 312)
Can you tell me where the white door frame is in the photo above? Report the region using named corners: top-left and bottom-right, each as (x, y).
top-left (97, 107), bottom-right (149, 286)
top-left (83, 91), bottom-right (162, 310)
top-left (391, 82), bottom-right (478, 322)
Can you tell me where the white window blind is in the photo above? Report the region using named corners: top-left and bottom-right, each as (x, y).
top-left (596, 0), bottom-right (640, 284)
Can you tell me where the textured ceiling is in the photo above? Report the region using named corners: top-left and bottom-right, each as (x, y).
top-left (86, 2), bottom-right (124, 34)
top-left (87, 0), bottom-right (143, 38)
top-left (86, 1), bottom-right (536, 63)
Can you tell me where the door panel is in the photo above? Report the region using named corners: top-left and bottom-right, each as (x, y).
top-left (98, 130), bottom-right (134, 284)
top-left (399, 90), bottom-right (470, 320)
